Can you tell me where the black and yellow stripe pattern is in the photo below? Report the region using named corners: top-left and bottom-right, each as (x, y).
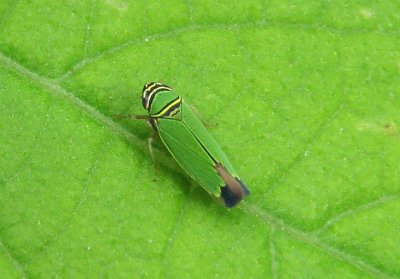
top-left (151, 96), bottom-right (182, 118)
top-left (142, 82), bottom-right (183, 118)
top-left (142, 82), bottom-right (172, 110)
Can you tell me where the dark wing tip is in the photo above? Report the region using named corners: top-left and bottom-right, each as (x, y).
top-left (220, 178), bottom-right (250, 208)
top-left (215, 163), bottom-right (250, 208)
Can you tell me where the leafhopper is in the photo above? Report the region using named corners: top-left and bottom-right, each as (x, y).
top-left (120, 82), bottom-right (250, 207)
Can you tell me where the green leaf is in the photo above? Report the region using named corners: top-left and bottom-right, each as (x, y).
top-left (1, 1), bottom-right (399, 278)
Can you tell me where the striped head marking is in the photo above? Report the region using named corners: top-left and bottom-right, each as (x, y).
top-left (142, 82), bottom-right (172, 111)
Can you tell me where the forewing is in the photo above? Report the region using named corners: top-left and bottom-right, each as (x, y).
top-left (181, 103), bottom-right (237, 175)
top-left (156, 118), bottom-right (224, 196)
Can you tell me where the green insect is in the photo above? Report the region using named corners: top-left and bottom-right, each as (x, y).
top-left (120, 82), bottom-right (250, 207)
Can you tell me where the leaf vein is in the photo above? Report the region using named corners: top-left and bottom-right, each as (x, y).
top-left (187, 0), bottom-right (194, 24)
top-left (0, 239), bottom-right (27, 278)
top-left (160, 189), bottom-right (191, 276)
top-left (265, 101), bottom-right (345, 197)
top-left (83, 0), bottom-right (97, 57)
top-left (269, 225), bottom-right (279, 279)
top-left (56, 20), bottom-right (400, 82)
top-left (315, 194), bottom-right (399, 234)
top-left (242, 203), bottom-right (395, 279)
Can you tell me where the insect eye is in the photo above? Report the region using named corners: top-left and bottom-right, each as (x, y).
top-left (141, 93), bottom-right (149, 109)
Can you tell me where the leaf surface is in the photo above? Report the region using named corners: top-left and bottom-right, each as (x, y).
top-left (0, 1), bottom-right (399, 278)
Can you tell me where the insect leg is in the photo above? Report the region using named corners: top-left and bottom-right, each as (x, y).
top-left (113, 114), bottom-right (150, 120)
top-left (147, 128), bottom-right (159, 182)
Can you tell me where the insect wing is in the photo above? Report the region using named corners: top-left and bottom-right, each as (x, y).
top-left (156, 118), bottom-right (224, 196)
top-left (180, 103), bottom-right (250, 206)
top-left (181, 103), bottom-right (236, 175)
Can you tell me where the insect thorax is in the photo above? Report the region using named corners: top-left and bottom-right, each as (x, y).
top-left (150, 91), bottom-right (183, 119)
